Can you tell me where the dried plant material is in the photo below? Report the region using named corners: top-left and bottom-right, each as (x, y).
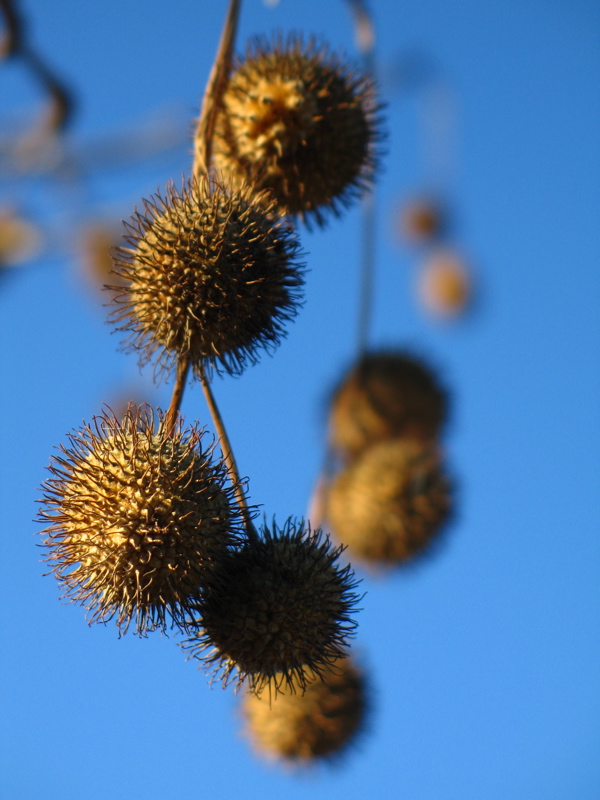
top-left (328, 350), bottom-right (448, 462)
top-left (37, 405), bottom-right (244, 634)
top-left (397, 197), bottom-right (446, 244)
top-left (418, 249), bottom-right (471, 318)
top-left (110, 176), bottom-right (304, 378)
top-left (242, 656), bottom-right (367, 764)
top-left (0, 208), bottom-right (41, 266)
top-left (183, 519), bottom-right (361, 693)
top-left (213, 34), bottom-right (383, 226)
top-left (326, 438), bottom-right (452, 567)
top-left (78, 222), bottom-right (127, 296)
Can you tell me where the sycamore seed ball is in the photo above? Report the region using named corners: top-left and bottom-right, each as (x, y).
top-left (110, 177), bottom-right (304, 377)
top-left (37, 405), bottom-right (243, 634)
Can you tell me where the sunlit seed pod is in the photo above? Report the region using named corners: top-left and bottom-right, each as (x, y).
top-left (110, 176), bottom-right (304, 378)
top-left (0, 208), bottom-right (42, 267)
top-left (242, 656), bottom-right (368, 764)
top-left (212, 34), bottom-right (383, 227)
top-left (325, 438), bottom-right (452, 567)
top-left (183, 518), bottom-right (361, 693)
top-left (328, 350), bottom-right (448, 462)
top-left (418, 249), bottom-right (471, 318)
top-left (37, 404), bottom-right (245, 634)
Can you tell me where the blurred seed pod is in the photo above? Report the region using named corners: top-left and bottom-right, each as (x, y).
top-left (328, 350), bottom-right (448, 462)
top-left (325, 438), bottom-right (452, 567)
top-left (110, 176), bottom-right (304, 378)
top-left (418, 249), bottom-right (471, 318)
top-left (37, 404), bottom-right (245, 634)
top-left (242, 656), bottom-right (368, 764)
top-left (0, 208), bottom-right (42, 268)
top-left (78, 222), bottom-right (127, 297)
top-left (396, 196), bottom-right (446, 244)
top-left (212, 34), bottom-right (383, 227)
top-left (183, 518), bottom-right (361, 693)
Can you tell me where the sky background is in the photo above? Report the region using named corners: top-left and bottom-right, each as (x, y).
top-left (1, 0), bottom-right (599, 798)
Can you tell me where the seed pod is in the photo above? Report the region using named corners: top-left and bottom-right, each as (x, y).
top-left (37, 405), bottom-right (245, 634)
top-left (397, 197), bottom-right (446, 244)
top-left (212, 34), bottom-right (383, 227)
top-left (328, 351), bottom-right (448, 462)
top-left (110, 177), bottom-right (304, 378)
top-left (418, 249), bottom-right (471, 318)
top-left (242, 656), bottom-right (368, 764)
top-left (325, 439), bottom-right (452, 567)
top-left (183, 518), bottom-right (361, 693)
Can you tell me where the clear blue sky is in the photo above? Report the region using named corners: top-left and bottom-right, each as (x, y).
top-left (1, 1), bottom-right (599, 798)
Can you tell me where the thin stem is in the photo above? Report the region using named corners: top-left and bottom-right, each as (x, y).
top-left (165, 354), bottom-right (191, 433)
top-left (166, 0), bottom-right (242, 426)
top-left (346, 0), bottom-right (377, 356)
top-left (199, 367), bottom-right (258, 543)
top-left (193, 0), bottom-right (241, 179)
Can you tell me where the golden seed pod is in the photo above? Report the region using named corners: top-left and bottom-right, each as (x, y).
top-left (418, 249), bottom-right (472, 318)
top-left (110, 177), bottom-right (304, 377)
top-left (37, 405), bottom-right (245, 634)
top-left (242, 656), bottom-right (368, 764)
top-left (328, 350), bottom-right (448, 462)
top-left (325, 439), bottom-right (452, 567)
top-left (183, 519), bottom-right (361, 693)
top-left (212, 34), bottom-right (383, 227)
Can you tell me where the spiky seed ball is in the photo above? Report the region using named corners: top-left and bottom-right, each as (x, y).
top-left (110, 177), bottom-right (304, 377)
top-left (418, 249), bottom-right (472, 318)
top-left (328, 351), bottom-right (448, 462)
top-left (212, 35), bottom-right (383, 227)
top-left (37, 405), bottom-right (245, 634)
top-left (183, 518), bottom-right (360, 693)
top-left (325, 439), bottom-right (452, 567)
top-left (242, 657), bottom-right (368, 764)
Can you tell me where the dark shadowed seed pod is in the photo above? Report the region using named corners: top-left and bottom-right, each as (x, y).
top-left (325, 438), bottom-right (452, 567)
top-left (37, 405), bottom-right (245, 634)
top-left (397, 196), bottom-right (447, 244)
top-left (182, 518), bottom-right (361, 693)
top-left (328, 350), bottom-right (448, 462)
top-left (110, 176), bottom-right (304, 378)
top-left (212, 34), bottom-right (383, 227)
top-left (242, 656), bottom-right (368, 764)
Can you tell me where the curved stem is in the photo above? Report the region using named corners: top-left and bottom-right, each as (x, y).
top-left (199, 367), bottom-right (258, 543)
top-left (193, 0), bottom-right (241, 179)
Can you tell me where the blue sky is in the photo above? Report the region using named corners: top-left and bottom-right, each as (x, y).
top-left (1, 1), bottom-right (599, 798)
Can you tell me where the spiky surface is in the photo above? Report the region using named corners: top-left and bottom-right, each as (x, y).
top-left (328, 351), bottom-right (448, 461)
top-left (213, 35), bottom-right (383, 227)
top-left (110, 177), bottom-right (304, 377)
top-left (326, 439), bottom-right (452, 567)
top-left (183, 519), bottom-right (361, 693)
top-left (242, 657), bottom-right (367, 764)
top-left (37, 405), bottom-right (243, 634)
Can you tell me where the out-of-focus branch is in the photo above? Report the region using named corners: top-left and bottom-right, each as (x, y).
top-left (0, 0), bottom-right (74, 149)
top-left (0, 0), bottom-right (23, 58)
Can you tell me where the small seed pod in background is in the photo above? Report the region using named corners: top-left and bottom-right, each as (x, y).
top-left (110, 177), bottom-right (304, 378)
top-left (0, 208), bottom-right (42, 269)
top-left (241, 656), bottom-right (368, 765)
top-left (396, 196), bottom-right (447, 245)
top-left (78, 222), bottom-right (128, 299)
top-left (37, 405), bottom-right (245, 634)
top-left (325, 438), bottom-right (452, 568)
top-left (417, 248), bottom-right (472, 319)
top-left (183, 518), bottom-right (361, 694)
top-left (328, 350), bottom-right (448, 463)
top-left (212, 34), bottom-right (383, 227)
